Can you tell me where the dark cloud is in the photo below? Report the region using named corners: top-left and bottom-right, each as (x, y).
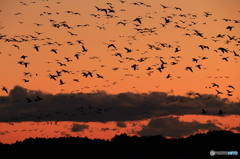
top-left (116, 121), bottom-right (127, 128)
top-left (71, 123), bottom-right (89, 132)
top-left (0, 85), bottom-right (240, 122)
top-left (137, 116), bottom-right (222, 138)
top-left (231, 126), bottom-right (240, 131)
top-left (101, 128), bottom-right (110, 132)
top-left (0, 131), bottom-right (10, 135)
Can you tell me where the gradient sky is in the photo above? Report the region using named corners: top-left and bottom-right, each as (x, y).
top-left (0, 0), bottom-right (240, 144)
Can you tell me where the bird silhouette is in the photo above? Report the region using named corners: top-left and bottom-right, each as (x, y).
top-left (156, 67), bottom-right (162, 72)
top-left (196, 64), bottom-right (202, 69)
top-left (59, 79), bottom-right (65, 85)
top-left (131, 64), bottom-right (138, 70)
top-left (96, 74), bottom-right (104, 78)
top-left (218, 47), bottom-right (228, 53)
top-left (33, 45), bottom-right (40, 52)
top-left (22, 79), bottom-right (29, 82)
top-left (201, 57), bottom-right (208, 60)
top-left (185, 67), bottom-right (193, 72)
top-left (174, 7), bottom-right (182, 11)
top-left (124, 47), bottom-right (132, 53)
top-left (73, 79), bottom-right (79, 82)
top-left (56, 71), bottom-right (62, 76)
top-left (211, 83), bottom-right (219, 88)
top-left (82, 45), bottom-right (88, 52)
top-left (51, 49), bottom-right (57, 54)
top-left (195, 93), bottom-right (202, 97)
top-left (215, 89), bottom-right (223, 94)
top-left (164, 18), bottom-right (171, 23)
top-left (48, 73), bottom-right (57, 79)
top-left (218, 109), bottom-right (225, 115)
top-left (24, 62), bottom-right (29, 68)
top-left (2, 86), bottom-right (8, 93)
top-left (222, 57), bottom-right (229, 62)
top-left (226, 85), bottom-right (235, 89)
top-left (82, 72), bottom-right (89, 78)
top-left (12, 44), bottom-right (20, 49)
top-left (198, 45), bottom-right (209, 50)
top-left (192, 58), bottom-right (198, 63)
top-left (26, 98), bottom-right (32, 103)
top-left (35, 95), bottom-right (43, 101)
top-left (20, 55), bottom-right (28, 60)
top-left (74, 53), bottom-right (80, 59)
top-left (133, 17), bottom-right (142, 24)
top-left (116, 21), bottom-right (127, 26)
top-left (226, 26), bottom-right (234, 31)
top-left (201, 109), bottom-right (206, 114)
top-left (166, 74), bottom-right (171, 79)
top-left (112, 53), bottom-right (122, 58)
top-left (88, 71), bottom-right (93, 77)
top-left (107, 44), bottom-right (117, 49)
top-left (160, 4), bottom-right (169, 9)
top-left (174, 48), bottom-right (181, 53)
top-left (232, 51), bottom-right (239, 57)
top-left (226, 89), bottom-right (233, 94)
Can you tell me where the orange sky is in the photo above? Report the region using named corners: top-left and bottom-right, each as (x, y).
top-left (0, 0), bottom-right (240, 144)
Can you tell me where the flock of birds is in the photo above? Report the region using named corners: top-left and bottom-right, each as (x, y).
top-left (0, 0), bottom-right (240, 138)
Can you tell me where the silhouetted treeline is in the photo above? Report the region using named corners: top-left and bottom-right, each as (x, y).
top-left (1, 130), bottom-right (240, 159)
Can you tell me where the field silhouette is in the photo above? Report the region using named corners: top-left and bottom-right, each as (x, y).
top-left (1, 130), bottom-right (239, 159)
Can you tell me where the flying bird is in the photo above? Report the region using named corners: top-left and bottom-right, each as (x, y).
top-left (133, 17), bottom-right (142, 24)
top-left (196, 64), bottom-right (202, 69)
top-left (226, 85), bottom-right (235, 89)
top-left (96, 74), bottom-right (104, 78)
top-left (131, 64), bottom-right (138, 70)
top-left (51, 49), bottom-right (58, 54)
top-left (20, 55), bottom-right (28, 60)
top-left (33, 45), bottom-right (40, 52)
top-left (215, 89), bottom-right (223, 94)
top-left (59, 79), bottom-right (65, 85)
top-left (185, 67), bottom-right (193, 72)
top-left (226, 26), bottom-right (234, 31)
top-left (24, 62), bottom-right (29, 68)
top-left (124, 47), bottom-right (132, 53)
top-left (112, 53), bottom-right (122, 58)
top-left (166, 74), bottom-right (171, 79)
top-left (82, 72), bottom-right (89, 78)
top-left (160, 4), bottom-right (169, 9)
top-left (174, 7), bottom-right (182, 11)
top-left (12, 44), bottom-right (20, 49)
top-left (49, 74), bottom-right (57, 80)
top-left (22, 79), bottom-right (29, 82)
top-left (174, 48), bottom-right (181, 53)
top-left (35, 95), bottom-right (43, 101)
top-left (218, 110), bottom-right (225, 115)
top-left (107, 44), bottom-right (117, 49)
top-left (218, 47), bottom-right (228, 53)
top-left (2, 86), bottom-right (8, 93)
top-left (73, 79), bottom-right (79, 82)
top-left (201, 109), bottom-right (206, 115)
top-left (192, 58), bottom-right (198, 63)
top-left (222, 57), bottom-right (229, 62)
top-left (82, 45), bottom-right (88, 52)
top-left (211, 83), bottom-right (219, 88)
top-left (88, 71), bottom-right (93, 77)
top-left (74, 53), bottom-right (80, 59)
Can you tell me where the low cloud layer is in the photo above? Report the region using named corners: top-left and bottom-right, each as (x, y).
top-left (71, 123), bottom-right (89, 132)
top-left (0, 85), bottom-right (239, 122)
top-left (137, 116), bottom-right (222, 138)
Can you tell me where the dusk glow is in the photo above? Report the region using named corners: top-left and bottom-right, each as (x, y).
top-left (0, 0), bottom-right (240, 144)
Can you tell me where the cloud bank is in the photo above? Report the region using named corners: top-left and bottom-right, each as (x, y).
top-left (0, 85), bottom-right (239, 123)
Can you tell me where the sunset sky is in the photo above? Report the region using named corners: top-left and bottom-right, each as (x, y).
top-left (0, 0), bottom-right (240, 144)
